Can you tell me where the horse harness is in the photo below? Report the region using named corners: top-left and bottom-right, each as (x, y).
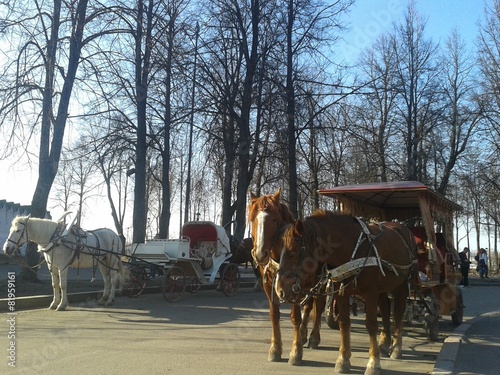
top-left (5, 218), bottom-right (46, 273)
top-left (295, 218), bottom-right (418, 305)
top-left (42, 224), bottom-right (115, 279)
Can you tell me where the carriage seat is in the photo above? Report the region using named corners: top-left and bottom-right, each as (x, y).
top-left (191, 240), bottom-right (216, 269)
top-left (409, 227), bottom-right (447, 283)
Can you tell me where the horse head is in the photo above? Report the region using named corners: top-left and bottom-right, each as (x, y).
top-left (2, 216), bottom-right (29, 256)
top-left (247, 188), bottom-right (295, 266)
top-left (275, 219), bottom-right (320, 304)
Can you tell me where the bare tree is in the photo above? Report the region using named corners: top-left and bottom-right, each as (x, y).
top-left (392, 1), bottom-right (440, 182)
top-left (434, 29), bottom-right (481, 195)
top-left (0, 0), bottom-right (98, 279)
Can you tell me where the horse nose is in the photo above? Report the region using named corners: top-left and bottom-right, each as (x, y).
top-left (252, 248), bottom-right (269, 265)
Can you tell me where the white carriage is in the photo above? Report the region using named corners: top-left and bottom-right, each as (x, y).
top-left (123, 221), bottom-right (241, 302)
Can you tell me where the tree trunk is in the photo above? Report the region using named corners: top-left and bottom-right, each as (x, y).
top-left (286, 0), bottom-right (298, 217)
top-left (24, 0), bottom-right (88, 280)
top-left (132, 0), bottom-right (153, 243)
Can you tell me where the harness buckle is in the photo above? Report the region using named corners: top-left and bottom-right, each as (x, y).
top-left (291, 282), bottom-right (301, 294)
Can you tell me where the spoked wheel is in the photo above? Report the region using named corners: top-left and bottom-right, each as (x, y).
top-left (162, 266), bottom-right (186, 302)
top-left (221, 263), bottom-right (240, 296)
top-left (423, 292), bottom-right (439, 341)
top-left (451, 287), bottom-right (464, 326)
top-left (186, 277), bottom-right (202, 293)
top-left (123, 266), bottom-right (148, 297)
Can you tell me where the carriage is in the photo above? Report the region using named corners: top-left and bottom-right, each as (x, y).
top-left (123, 221), bottom-right (241, 302)
top-left (318, 181), bottom-right (464, 340)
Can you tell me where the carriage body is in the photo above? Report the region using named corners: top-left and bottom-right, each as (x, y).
top-left (124, 221), bottom-right (240, 301)
top-left (318, 181), bottom-right (464, 332)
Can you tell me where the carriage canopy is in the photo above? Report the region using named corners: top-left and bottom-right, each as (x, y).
top-left (181, 221), bottom-right (231, 256)
top-left (318, 181), bottom-right (462, 272)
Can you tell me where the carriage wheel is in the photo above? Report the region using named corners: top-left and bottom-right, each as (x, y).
top-left (221, 263), bottom-right (240, 296)
top-left (423, 292), bottom-right (439, 341)
top-left (123, 266), bottom-right (148, 297)
top-left (451, 287), bottom-right (464, 326)
top-left (162, 266), bottom-right (186, 302)
top-left (187, 277), bottom-right (202, 293)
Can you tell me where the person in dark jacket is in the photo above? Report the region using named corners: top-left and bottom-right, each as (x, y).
top-left (459, 247), bottom-right (470, 287)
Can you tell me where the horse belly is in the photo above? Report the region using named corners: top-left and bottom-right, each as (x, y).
top-left (69, 255), bottom-right (100, 269)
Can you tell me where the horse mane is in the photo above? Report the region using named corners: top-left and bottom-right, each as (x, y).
top-left (248, 194), bottom-right (296, 223)
top-left (13, 216), bottom-right (59, 239)
top-left (282, 209), bottom-right (347, 254)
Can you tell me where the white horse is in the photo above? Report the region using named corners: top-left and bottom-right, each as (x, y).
top-left (2, 215), bottom-right (125, 311)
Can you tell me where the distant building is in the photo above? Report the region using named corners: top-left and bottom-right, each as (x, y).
top-left (0, 200), bottom-right (32, 255)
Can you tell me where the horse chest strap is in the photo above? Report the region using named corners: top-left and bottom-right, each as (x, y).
top-left (328, 257), bottom-right (380, 282)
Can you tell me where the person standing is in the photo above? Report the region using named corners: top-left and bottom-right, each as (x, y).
top-left (479, 248), bottom-right (489, 278)
top-left (459, 247), bottom-right (470, 287)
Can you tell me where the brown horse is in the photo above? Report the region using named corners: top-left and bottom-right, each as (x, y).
top-left (275, 210), bottom-right (418, 375)
top-left (248, 189), bottom-right (326, 365)
top-left (228, 236), bottom-right (261, 290)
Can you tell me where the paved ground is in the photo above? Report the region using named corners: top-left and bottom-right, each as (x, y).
top-left (1, 288), bottom-right (450, 375)
top-left (2, 254), bottom-right (500, 375)
top-left (433, 278), bottom-right (500, 375)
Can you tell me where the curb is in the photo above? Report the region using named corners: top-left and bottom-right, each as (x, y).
top-left (432, 310), bottom-right (500, 374)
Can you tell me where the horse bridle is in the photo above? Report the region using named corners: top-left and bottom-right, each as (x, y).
top-left (6, 219), bottom-right (29, 253)
top-left (278, 237), bottom-right (311, 294)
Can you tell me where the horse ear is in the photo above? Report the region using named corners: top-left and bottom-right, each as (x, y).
top-left (272, 188), bottom-right (281, 202)
top-left (249, 191), bottom-right (256, 201)
top-left (294, 219), bottom-right (305, 236)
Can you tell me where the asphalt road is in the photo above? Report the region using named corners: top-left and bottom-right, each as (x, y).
top-left (1, 286), bottom-right (458, 375)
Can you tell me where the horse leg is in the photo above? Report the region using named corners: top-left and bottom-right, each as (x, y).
top-left (364, 294), bottom-right (382, 375)
top-left (308, 295), bottom-right (325, 349)
top-left (253, 266), bottom-right (263, 291)
top-left (98, 263), bottom-right (111, 305)
top-left (299, 299), bottom-right (312, 346)
top-left (334, 294), bottom-right (352, 373)
top-left (104, 257), bottom-right (122, 305)
top-left (56, 269), bottom-right (69, 311)
top-left (263, 277), bottom-right (283, 362)
top-left (390, 283), bottom-right (409, 359)
top-left (289, 303), bottom-right (303, 365)
top-left (48, 267), bottom-right (61, 310)
top-left (105, 269), bottom-right (119, 305)
top-left (377, 293), bottom-right (392, 357)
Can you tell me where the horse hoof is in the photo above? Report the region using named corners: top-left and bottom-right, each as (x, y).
top-left (379, 343), bottom-right (390, 357)
top-left (288, 354), bottom-right (302, 366)
top-left (268, 347), bottom-right (282, 362)
top-left (365, 357), bottom-right (382, 375)
top-left (49, 304), bottom-right (57, 310)
top-left (97, 299), bottom-right (105, 306)
top-left (335, 358), bottom-right (351, 373)
top-left (55, 305), bottom-right (66, 311)
top-left (364, 367), bottom-right (381, 375)
top-left (390, 347), bottom-right (402, 359)
top-left (308, 336), bottom-right (320, 349)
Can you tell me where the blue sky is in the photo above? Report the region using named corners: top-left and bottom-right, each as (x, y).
top-left (337, 0), bottom-right (490, 64)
